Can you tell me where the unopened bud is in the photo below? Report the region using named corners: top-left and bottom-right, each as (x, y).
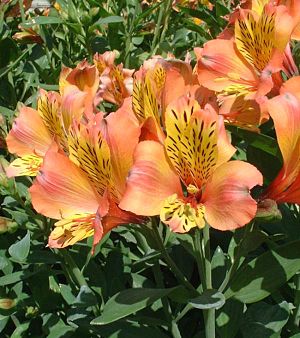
top-left (0, 298), bottom-right (16, 310)
top-left (25, 306), bottom-right (39, 318)
top-left (256, 199), bottom-right (282, 222)
top-left (0, 218), bottom-right (18, 234)
top-left (89, 7), bottom-right (99, 17)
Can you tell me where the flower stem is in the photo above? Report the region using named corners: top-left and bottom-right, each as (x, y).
top-left (58, 249), bottom-right (88, 288)
top-left (198, 225), bottom-right (215, 338)
top-left (151, 217), bottom-right (198, 294)
top-left (150, 1), bottom-right (165, 55)
top-left (152, 263), bottom-right (182, 338)
top-left (293, 272), bottom-right (300, 327)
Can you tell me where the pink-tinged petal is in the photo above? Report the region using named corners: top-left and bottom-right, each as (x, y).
top-left (268, 93), bottom-right (300, 178)
top-left (280, 75), bottom-right (300, 99)
top-left (219, 94), bottom-right (264, 130)
top-left (195, 41), bottom-right (258, 92)
top-left (30, 151), bottom-right (100, 219)
top-left (202, 161), bottom-right (263, 230)
top-left (60, 86), bottom-right (86, 130)
top-left (99, 98), bottom-right (141, 199)
top-left (207, 107), bottom-right (236, 167)
top-left (6, 106), bottom-right (52, 157)
top-left (92, 196), bottom-right (110, 253)
top-left (264, 92), bottom-right (300, 203)
top-left (60, 61), bottom-right (100, 118)
top-left (119, 141), bottom-right (182, 216)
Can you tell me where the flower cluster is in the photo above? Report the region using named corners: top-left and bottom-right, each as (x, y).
top-left (5, 0), bottom-right (300, 251)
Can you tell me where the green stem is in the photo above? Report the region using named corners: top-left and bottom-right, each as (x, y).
top-left (58, 249), bottom-right (88, 288)
top-left (18, 0), bottom-right (26, 23)
top-left (201, 225), bottom-right (215, 338)
top-left (219, 223), bottom-right (253, 293)
top-left (293, 272), bottom-right (300, 327)
top-left (124, 3), bottom-right (139, 68)
top-left (150, 1), bottom-right (165, 54)
top-left (152, 263), bottom-right (182, 338)
top-left (194, 229), bottom-right (205, 291)
top-left (157, 0), bottom-right (172, 48)
top-left (152, 217), bottom-right (197, 294)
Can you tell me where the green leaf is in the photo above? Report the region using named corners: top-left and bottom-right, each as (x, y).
top-left (0, 267), bottom-right (44, 286)
top-left (73, 285), bottom-right (98, 307)
top-left (225, 239), bottom-right (300, 303)
top-left (241, 301), bottom-right (290, 338)
top-left (21, 16), bottom-right (63, 28)
top-left (91, 287), bottom-right (179, 325)
top-left (189, 289), bottom-right (225, 310)
top-left (216, 299), bottom-right (244, 338)
top-left (227, 125), bottom-right (281, 158)
top-left (94, 16), bottom-right (124, 26)
top-left (8, 232), bottom-right (30, 262)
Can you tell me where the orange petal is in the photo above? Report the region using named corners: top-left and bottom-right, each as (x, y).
top-left (6, 106), bottom-right (52, 157)
top-left (100, 98), bottom-right (141, 199)
top-left (202, 161), bottom-right (263, 230)
top-left (119, 141), bottom-right (182, 216)
top-left (30, 151), bottom-right (100, 219)
top-left (264, 93), bottom-right (300, 203)
top-left (281, 75), bottom-right (300, 99)
top-left (195, 40), bottom-right (258, 92)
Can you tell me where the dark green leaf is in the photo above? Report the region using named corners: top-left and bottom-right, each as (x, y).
top-left (8, 231), bottom-right (30, 262)
top-left (225, 239), bottom-right (300, 303)
top-left (91, 287), bottom-right (179, 325)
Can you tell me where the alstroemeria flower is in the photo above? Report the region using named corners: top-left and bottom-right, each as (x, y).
top-left (120, 95), bottom-right (262, 232)
top-left (263, 88), bottom-right (300, 203)
top-left (30, 100), bottom-right (143, 249)
top-left (94, 52), bottom-right (134, 106)
top-left (195, 3), bottom-right (293, 129)
top-left (6, 90), bottom-right (61, 177)
top-left (6, 87), bottom-right (85, 177)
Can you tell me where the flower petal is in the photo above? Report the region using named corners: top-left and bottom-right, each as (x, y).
top-left (6, 106), bottom-right (52, 157)
top-left (6, 155), bottom-right (42, 177)
top-left (264, 92), bottom-right (300, 203)
top-left (160, 194), bottom-right (205, 233)
top-left (202, 161), bottom-right (263, 230)
top-left (100, 98), bottom-right (141, 199)
top-left (30, 151), bottom-right (100, 219)
top-left (119, 140), bottom-right (182, 216)
top-left (165, 95), bottom-right (219, 187)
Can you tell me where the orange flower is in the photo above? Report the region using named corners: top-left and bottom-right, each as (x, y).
top-left (195, 3), bottom-right (294, 129)
top-left (263, 81), bottom-right (300, 203)
top-left (6, 87), bottom-right (85, 177)
top-left (30, 99), bottom-right (143, 249)
top-left (120, 95), bottom-right (262, 232)
top-left (94, 52), bottom-right (134, 106)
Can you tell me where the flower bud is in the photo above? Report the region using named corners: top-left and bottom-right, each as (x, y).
top-left (0, 298), bottom-right (16, 310)
top-left (0, 218), bottom-right (18, 234)
top-left (256, 199), bottom-right (282, 223)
